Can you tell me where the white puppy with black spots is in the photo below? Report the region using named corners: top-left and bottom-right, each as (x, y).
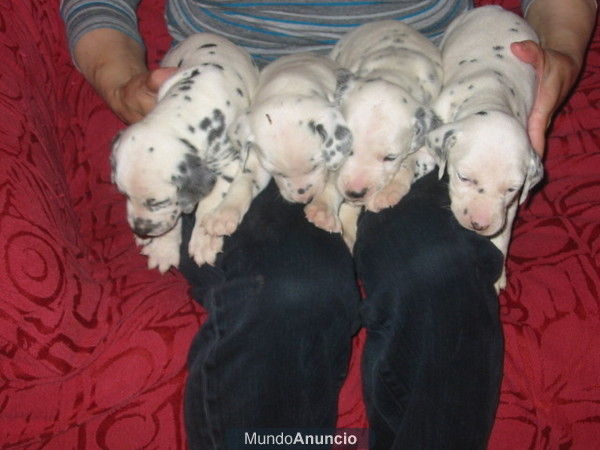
top-left (426, 6), bottom-right (544, 290)
top-left (112, 33), bottom-right (262, 271)
top-left (229, 52), bottom-right (353, 209)
top-left (303, 20), bottom-right (442, 246)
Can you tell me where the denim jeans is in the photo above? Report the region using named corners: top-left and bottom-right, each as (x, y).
top-left (179, 172), bottom-right (504, 449)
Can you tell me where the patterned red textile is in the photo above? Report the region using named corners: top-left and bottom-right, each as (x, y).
top-left (0, 0), bottom-right (598, 448)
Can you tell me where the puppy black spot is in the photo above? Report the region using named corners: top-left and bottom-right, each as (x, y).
top-left (179, 138), bottom-right (199, 154)
top-left (207, 109), bottom-right (226, 146)
top-left (236, 88), bottom-right (244, 97)
top-left (200, 117), bottom-right (211, 130)
top-left (510, 28), bottom-right (519, 32)
top-left (266, 114), bottom-right (272, 124)
top-left (172, 153), bottom-right (217, 212)
top-left (188, 125), bottom-right (195, 133)
top-left (493, 45), bottom-right (504, 51)
top-left (177, 59), bottom-right (183, 68)
top-left (315, 123), bottom-right (328, 141)
top-left (202, 62), bottom-right (224, 70)
top-left (334, 68), bottom-right (354, 102)
top-left (334, 125), bottom-right (350, 142)
top-left (222, 174), bottom-right (234, 183)
top-left (184, 95), bottom-right (192, 101)
top-left (495, 54), bottom-right (504, 59)
top-left (148, 147), bottom-right (154, 153)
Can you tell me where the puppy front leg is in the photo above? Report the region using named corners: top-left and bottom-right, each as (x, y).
top-left (339, 202), bottom-right (361, 252)
top-left (490, 202), bottom-right (518, 293)
top-left (188, 176), bottom-right (232, 266)
top-left (304, 173), bottom-right (344, 233)
top-left (366, 156), bottom-right (416, 213)
top-left (138, 221), bottom-right (182, 272)
top-left (202, 150), bottom-right (271, 236)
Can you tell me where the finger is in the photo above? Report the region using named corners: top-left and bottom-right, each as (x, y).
top-left (147, 67), bottom-right (178, 92)
top-left (527, 110), bottom-right (547, 156)
top-left (510, 40), bottom-right (544, 76)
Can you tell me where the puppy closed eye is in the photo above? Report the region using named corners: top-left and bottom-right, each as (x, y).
top-left (144, 198), bottom-right (173, 211)
top-left (382, 154), bottom-right (399, 162)
top-left (457, 172), bottom-right (473, 184)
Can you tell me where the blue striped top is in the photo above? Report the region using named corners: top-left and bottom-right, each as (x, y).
top-left (60, 0), bottom-right (535, 67)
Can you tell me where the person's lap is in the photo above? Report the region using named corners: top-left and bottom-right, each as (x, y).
top-left (179, 172), bottom-right (504, 449)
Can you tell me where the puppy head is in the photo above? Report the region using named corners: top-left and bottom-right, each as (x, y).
top-left (427, 111), bottom-right (543, 236)
top-left (112, 124), bottom-right (216, 237)
top-left (336, 79), bottom-right (438, 205)
top-left (229, 97), bottom-right (352, 203)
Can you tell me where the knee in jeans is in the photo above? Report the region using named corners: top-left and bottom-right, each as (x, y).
top-left (260, 267), bottom-right (359, 329)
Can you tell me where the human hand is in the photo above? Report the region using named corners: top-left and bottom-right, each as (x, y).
top-left (511, 40), bottom-right (581, 157)
top-left (105, 67), bottom-right (178, 124)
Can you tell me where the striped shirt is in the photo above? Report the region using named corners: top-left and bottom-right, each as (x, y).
top-left (60, 0), bottom-right (535, 67)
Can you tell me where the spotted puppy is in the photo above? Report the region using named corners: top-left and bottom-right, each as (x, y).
top-left (111, 33), bottom-right (260, 271)
top-left (302, 20), bottom-right (442, 246)
top-left (229, 52), bottom-right (353, 208)
top-left (426, 6), bottom-right (544, 290)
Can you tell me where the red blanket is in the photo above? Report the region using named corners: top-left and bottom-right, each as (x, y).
top-left (0, 0), bottom-right (598, 447)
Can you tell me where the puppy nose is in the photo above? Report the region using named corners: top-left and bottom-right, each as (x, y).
top-left (470, 220), bottom-right (489, 232)
top-left (133, 218), bottom-right (159, 237)
top-left (346, 188), bottom-right (368, 199)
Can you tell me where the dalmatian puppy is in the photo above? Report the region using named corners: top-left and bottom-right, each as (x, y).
top-left (426, 6), bottom-right (544, 290)
top-left (303, 20), bottom-right (442, 246)
top-left (111, 33), bottom-right (261, 271)
top-left (229, 52), bottom-right (353, 207)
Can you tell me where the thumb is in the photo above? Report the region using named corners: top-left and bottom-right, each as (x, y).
top-left (146, 67), bottom-right (179, 92)
top-left (511, 40), bottom-right (545, 76)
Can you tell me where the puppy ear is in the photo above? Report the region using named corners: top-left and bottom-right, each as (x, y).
top-left (110, 130), bottom-right (124, 184)
top-left (312, 109), bottom-right (353, 171)
top-left (425, 123), bottom-right (459, 179)
top-left (172, 154), bottom-right (216, 213)
top-left (332, 68), bottom-right (356, 105)
top-left (156, 68), bottom-right (185, 100)
top-left (519, 149), bottom-right (544, 204)
top-left (411, 106), bottom-right (442, 152)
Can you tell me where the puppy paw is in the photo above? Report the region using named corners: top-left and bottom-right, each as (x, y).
top-left (202, 206), bottom-right (243, 236)
top-left (188, 226), bottom-right (223, 266)
top-left (367, 182), bottom-right (410, 213)
top-left (139, 238), bottom-right (180, 273)
top-left (494, 268), bottom-right (507, 294)
top-left (304, 202), bottom-right (341, 233)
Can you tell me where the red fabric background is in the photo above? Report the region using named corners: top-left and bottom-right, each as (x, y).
top-left (0, 0), bottom-right (598, 448)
